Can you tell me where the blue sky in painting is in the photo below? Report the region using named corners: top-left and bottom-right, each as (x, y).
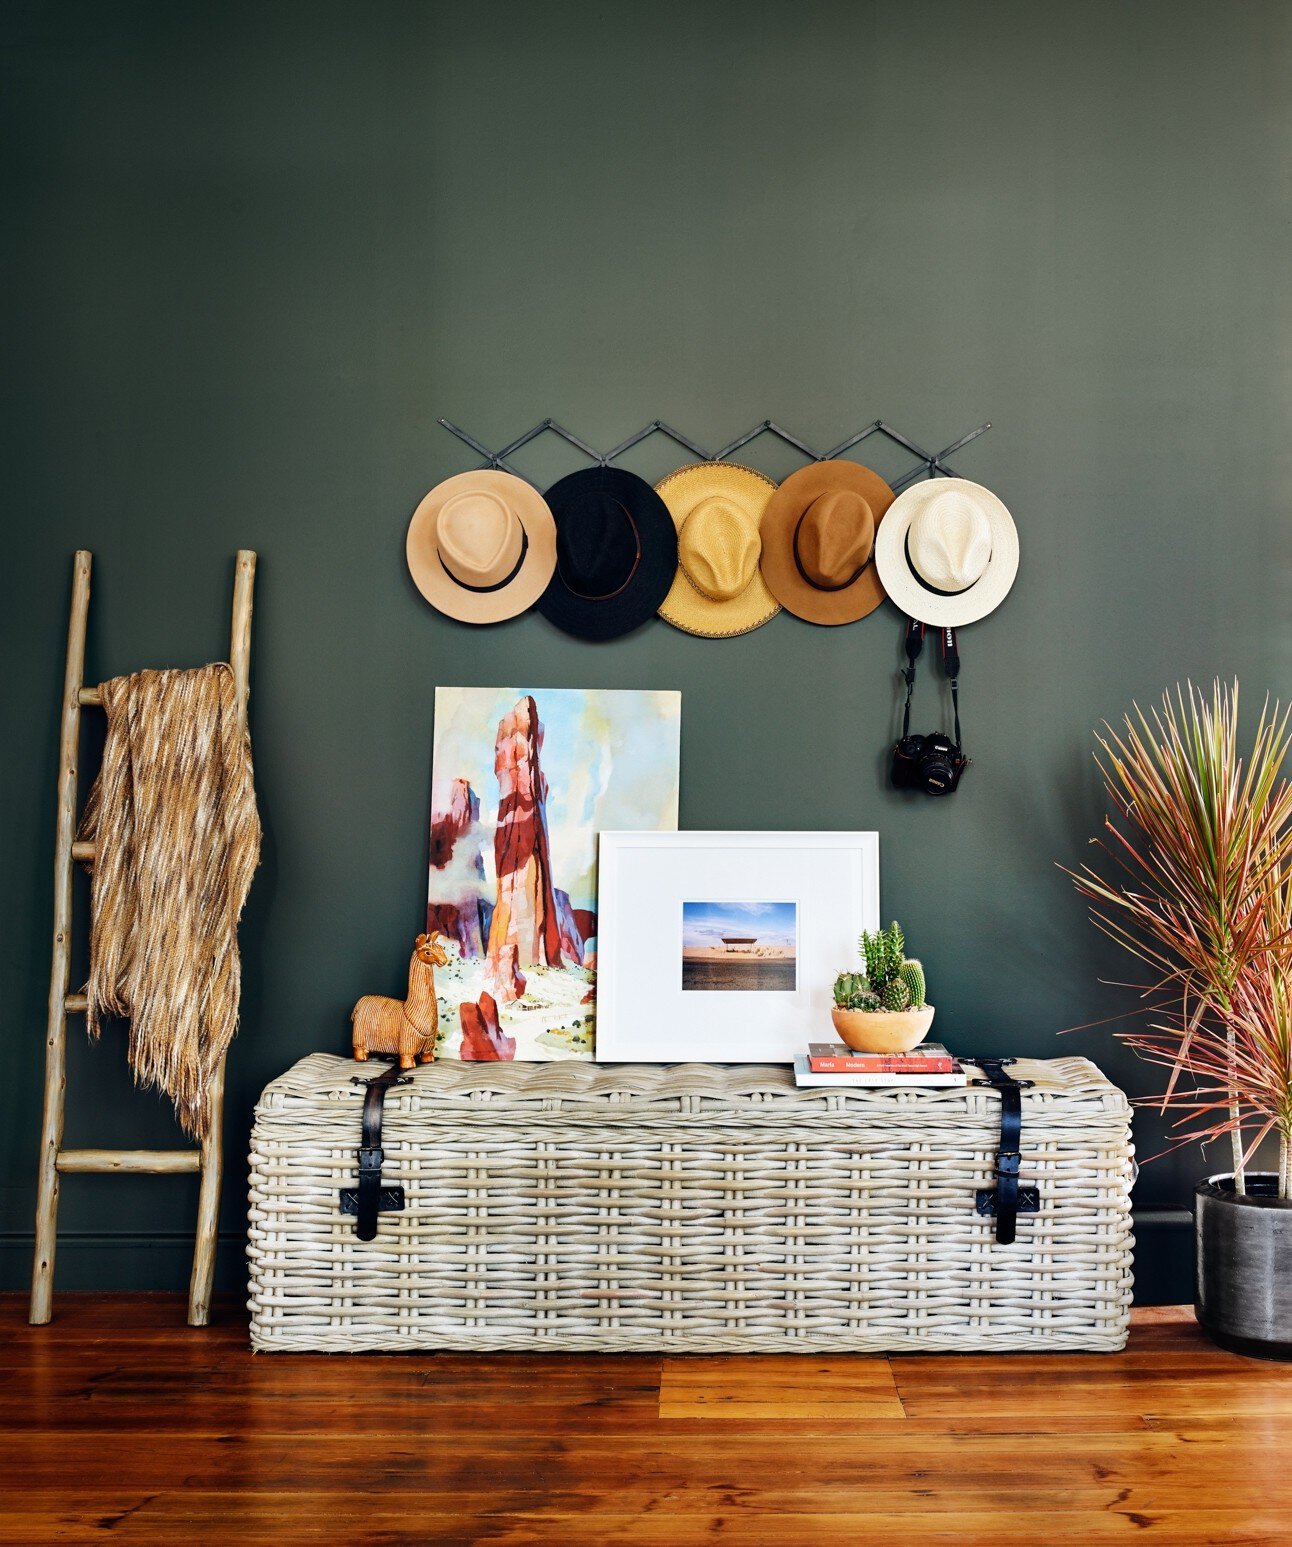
top-left (682, 900), bottom-right (797, 948)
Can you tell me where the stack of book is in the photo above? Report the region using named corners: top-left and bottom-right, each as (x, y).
top-left (792, 1041), bottom-right (967, 1088)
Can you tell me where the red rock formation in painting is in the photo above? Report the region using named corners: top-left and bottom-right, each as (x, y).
top-left (553, 888), bottom-right (586, 967)
top-left (430, 777), bottom-right (478, 870)
top-left (427, 902), bottom-right (479, 956)
top-left (484, 941), bottom-right (526, 1005)
top-left (458, 992), bottom-right (516, 1061)
top-left (486, 696), bottom-right (566, 971)
top-left (573, 909), bottom-right (597, 949)
top-left (427, 778), bottom-right (487, 956)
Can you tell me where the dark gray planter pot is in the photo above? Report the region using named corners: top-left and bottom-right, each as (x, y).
top-left (1195, 1173), bottom-right (1292, 1359)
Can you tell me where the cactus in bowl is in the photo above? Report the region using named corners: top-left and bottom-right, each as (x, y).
top-left (832, 970), bottom-right (876, 1011)
top-left (898, 957), bottom-right (927, 1009)
top-left (830, 922), bottom-right (935, 1052)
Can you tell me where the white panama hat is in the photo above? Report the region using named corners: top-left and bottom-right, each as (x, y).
top-left (873, 478), bottom-right (1018, 627)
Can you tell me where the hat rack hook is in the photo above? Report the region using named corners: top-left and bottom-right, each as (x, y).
top-left (435, 415), bottom-right (991, 490)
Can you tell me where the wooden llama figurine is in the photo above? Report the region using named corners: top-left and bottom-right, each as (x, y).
top-left (351, 933), bottom-right (449, 1069)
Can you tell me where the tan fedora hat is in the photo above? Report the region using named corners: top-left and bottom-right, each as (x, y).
top-left (655, 463), bottom-right (780, 638)
top-left (873, 477), bottom-right (1018, 627)
top-left (406, 470), bottom-right (557, 624)
top-left (759, 460), bottom-right (896, 625)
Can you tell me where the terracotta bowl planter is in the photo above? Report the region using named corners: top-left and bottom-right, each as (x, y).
top-left (831, 1004), bottom-right (936, 1054)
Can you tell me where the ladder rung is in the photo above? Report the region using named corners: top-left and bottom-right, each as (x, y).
top-left (57, 1148), bottom-right (201, 1175)
top-left (77, 685), bottom-right (103, 706)
top-left (71, 840), bottom-right (96, 862)
top-left (65, 993), bottom-right (88, 1013)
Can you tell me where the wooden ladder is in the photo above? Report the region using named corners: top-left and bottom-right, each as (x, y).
top-left (30, 549), bottom-right (257, 1327)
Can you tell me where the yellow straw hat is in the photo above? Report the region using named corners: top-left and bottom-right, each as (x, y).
top-left (655, 462), bottom-right (781, 638)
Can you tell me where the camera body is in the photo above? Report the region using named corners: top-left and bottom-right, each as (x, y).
top-left (891, 731), bottom-right (967, 796)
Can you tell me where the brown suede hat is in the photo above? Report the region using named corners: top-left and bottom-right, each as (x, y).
top-left (758, 460), bottom-right (896, 625)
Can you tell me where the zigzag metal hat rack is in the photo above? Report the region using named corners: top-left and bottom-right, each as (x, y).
top-left (436, 415), bottom-right (992, 489)
top-left (30, 550), bottom-right (257, 1328)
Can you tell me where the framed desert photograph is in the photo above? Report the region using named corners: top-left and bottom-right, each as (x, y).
top-left (595, 831), bottom-right (879, 1062)
top-left (680, 901), bottom-right (798, 992)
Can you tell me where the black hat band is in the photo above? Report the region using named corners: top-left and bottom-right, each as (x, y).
top-left (904, 528), bottom-right (988, 598)
top-left (440, 526), bottom-right (529, 593)
top-left (792, 509), bottom-right (871, 592)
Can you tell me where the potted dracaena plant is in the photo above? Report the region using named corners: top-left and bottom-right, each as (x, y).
top-left (832, 922), bottom-right (935, 1054)
top-left (1068, 681), bottom-right (1292, 1357)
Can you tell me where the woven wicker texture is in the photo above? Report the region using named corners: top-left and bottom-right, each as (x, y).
top-left (248, 1056), bottom-right (1134, 1353)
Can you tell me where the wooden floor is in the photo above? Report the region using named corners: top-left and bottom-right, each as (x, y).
top-left (2, 1298), bottom-right (1291, 1544)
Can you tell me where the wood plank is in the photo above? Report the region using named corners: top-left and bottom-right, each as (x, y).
top-left (0, 1501), bottom-right (1289, 1547)
top-left (660, 1350), bottom-right (904, 1419)
top-left (1, 1474), bottom-right (1290, 1512)
top-left (659, 1399), bottom-right (906, 1418)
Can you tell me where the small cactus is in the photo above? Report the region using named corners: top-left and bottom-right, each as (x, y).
top-left (880, 978), bottom-right (911, 1012)
top-left (836, 923), bottom-right (929, 1016)
top-left (833, 971), bottom-right (872, 1010)
top-left (898, 958), bottom-right (926, 1010)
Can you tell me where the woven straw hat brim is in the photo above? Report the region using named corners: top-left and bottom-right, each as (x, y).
top-left (537, 466), bottom-right (679, 641)
top-left (873, 477), bottom-right (1019, 627)
top-left (655, 462), bottom-right (781, 638)
top-left (406, 470), bottom-right (557, 625)
top-left (759, 460), bottom-right (896, 625)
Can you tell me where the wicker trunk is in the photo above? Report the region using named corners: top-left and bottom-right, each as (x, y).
top-left (247, 1055), bottom-right (1134, 1353)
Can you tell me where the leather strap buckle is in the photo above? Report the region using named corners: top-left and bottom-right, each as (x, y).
top-left (968, 1058), bottom-right (1034, 1246)
top-left (342, 1062), bottom-right (411, 1241)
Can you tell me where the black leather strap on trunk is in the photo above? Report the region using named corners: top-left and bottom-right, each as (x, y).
top-left (352, 1062), bottom-right (407, 1242)
top-left (971, 1057), bottom-right (1033, 1246)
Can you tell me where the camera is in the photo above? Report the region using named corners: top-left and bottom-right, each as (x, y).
top-left (891, 620), bottom-right (969, 797)
top-left (891, 731), bottom-right (967, 796)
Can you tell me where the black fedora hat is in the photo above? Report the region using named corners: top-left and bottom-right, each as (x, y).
top-left (537, 466), bottom-right (679, 641)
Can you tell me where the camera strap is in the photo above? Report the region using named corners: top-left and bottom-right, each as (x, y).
top-left (900, 619), bottom-right (924, 739)
top-left (901, 619), bottom-right (961, 743)
top-left (939, 626), bottom-right (962, 747)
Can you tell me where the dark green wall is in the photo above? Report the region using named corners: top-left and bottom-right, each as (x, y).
top-left (5, 0), bottom-right (1291, 1302)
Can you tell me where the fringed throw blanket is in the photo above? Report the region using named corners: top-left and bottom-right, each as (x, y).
top-left (79, 663), bottom-right (261, 1138)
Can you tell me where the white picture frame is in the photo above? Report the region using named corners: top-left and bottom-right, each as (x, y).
top-left (595, 831), bottom-right (880, 1063)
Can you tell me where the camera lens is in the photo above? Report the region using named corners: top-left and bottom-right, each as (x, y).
top-left (920, 752), bottom-right (955, 793)
top-left (917, 738), bottom-right (958, 795)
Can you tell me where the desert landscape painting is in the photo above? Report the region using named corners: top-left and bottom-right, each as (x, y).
top-left (428, 686), bottom-right (680, 1059)
top-left (681, 900), bottom-right (798, 992)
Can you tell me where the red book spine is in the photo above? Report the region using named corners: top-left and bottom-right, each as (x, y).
top-left (808, 1056), bottom-right (957, 1073)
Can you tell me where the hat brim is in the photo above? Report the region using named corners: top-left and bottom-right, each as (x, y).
top-left (759, 460), bottom-right (896, 625)
top-left (406, 470), bottom-right (557, 624)
top-left (655, 463), bottom-right (781, 638)
top-left (873, 477), bottom-right (1019, 627)
top-left (536, 467), bottom-right (679, 641)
